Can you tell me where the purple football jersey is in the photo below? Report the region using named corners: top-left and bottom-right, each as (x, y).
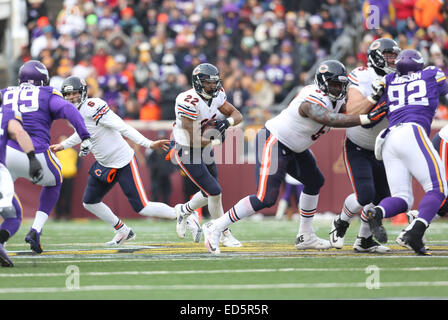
top-left (0, 108), bottom-right (21, 165)
top-left (1, 84), bottom-right (90, 153)
top-left (384, 66), bottom-right (448, 134)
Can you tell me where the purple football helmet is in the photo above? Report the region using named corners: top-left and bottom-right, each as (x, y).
top-left (18, 60), bottom-right (50, 86)
top-left (395, 49), bottom-right (425, 76)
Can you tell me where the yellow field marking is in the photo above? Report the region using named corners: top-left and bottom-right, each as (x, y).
top-left (7, 242), bottom-right (448, 257)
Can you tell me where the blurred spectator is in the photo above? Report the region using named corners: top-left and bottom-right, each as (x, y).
top-left (91, 40), bottom-right (110, 77)
top-left (159, 53), bottom-right (181, 80)
top-left (123, 97), bottom-right (141, 120)
top-left (159, 72), bottom-right (184, 120)
top-left (250, 70), bottom-right (275, 110)
top-left (30, 25), bottom-right (58, 58)
top-left (226, 77), bottom-right (252, 115)
top-left (145, 131), bottom-right (176, 204)
top-left (392, 0), bottom-right (417, 34)
top-left (413, 0), bottom-right (443, 29)
top-left (119, 7), bottom-right (141, 37)
top-left (25, 0), bottom-right (48, 43)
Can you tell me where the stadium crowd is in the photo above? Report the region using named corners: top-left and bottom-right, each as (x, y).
top-left (16, 0), bottom-right (448, 124)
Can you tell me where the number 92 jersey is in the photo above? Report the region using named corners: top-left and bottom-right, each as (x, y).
top-left (384, 66), bottom-right (448, 134)
top-left (172, 87), bottom-right (227, 147)
top-left (265, 84), bottom-right (345, 153)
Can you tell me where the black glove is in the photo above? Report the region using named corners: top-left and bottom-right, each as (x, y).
top-left (215, 119), bottom-right (230, 142)
top-left (27, 151), bottom-right (43, 184)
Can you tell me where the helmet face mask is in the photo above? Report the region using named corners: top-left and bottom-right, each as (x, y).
top-left (18, 60), bottom-right (50, 86)
top-left (61, 76), bottom-right (88, 108)
top-left (367, 38), bottom-right (401, 76)
top-left (314, 60), bottom-right (349, 101)
top-left (192, 63), bottom-right (222, 100)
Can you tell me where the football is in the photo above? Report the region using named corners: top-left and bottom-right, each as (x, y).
top-left (201, 119), bottom-right (217, 134)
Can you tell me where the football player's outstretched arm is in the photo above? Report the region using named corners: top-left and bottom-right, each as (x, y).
top-left (299, 102), bottom-right (376, 128)
top-left (102, 109), bottom-right (169, 151)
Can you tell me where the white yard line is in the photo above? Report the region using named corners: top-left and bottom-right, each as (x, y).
top-left (1, 266), bottom-right (448, 278)
top-left (1, 281), bottom-right (448, 294)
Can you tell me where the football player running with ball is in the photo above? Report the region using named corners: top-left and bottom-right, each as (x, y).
top-left (50, 76), bottom-right (194, 246)
top-left (202, 60), bottom-right (387, 255)
top-left (329, 38), bottom-right (401, 253)
top-left (168, 63), bottom-right (243, 246)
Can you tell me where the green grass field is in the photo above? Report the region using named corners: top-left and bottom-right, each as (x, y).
top-left (1, 215), bottom-right (448, 301)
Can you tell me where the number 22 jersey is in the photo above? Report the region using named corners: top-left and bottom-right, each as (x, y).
top-left (265, 84), bottom-right (345, 153)
top-left (173, 88), bottom-right (227, 147)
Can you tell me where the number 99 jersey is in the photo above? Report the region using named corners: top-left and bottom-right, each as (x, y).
top-left (265, 84), bottom-right (345, 153)
top-left (384, 66), bottom-right (448, 134)
top-left (1, 83), bottom-right (88, 153)
top-left (172, 87), bottom-right (227, 147)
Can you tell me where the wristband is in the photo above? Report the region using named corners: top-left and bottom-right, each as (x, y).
top-left (359, 114), bottom-right (371, 125)
top-left (226, 117), bottom-right (235, 126)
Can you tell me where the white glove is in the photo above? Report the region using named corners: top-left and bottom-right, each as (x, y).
top-left (79, 138), bottom-right (92, 157)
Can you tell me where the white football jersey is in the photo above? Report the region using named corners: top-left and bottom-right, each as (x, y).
top-left (61, 97), bottom-right (152, 168)
top-left (346, 66), bottom-right (388, 151)
top-left (265, 84), bottom-right (345, 153)
top-left (173, 88), bottom-right (227, 147)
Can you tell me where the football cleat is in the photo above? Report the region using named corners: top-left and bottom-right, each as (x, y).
top-left (175, 204), bottom-right (191, 239)
top-left (0, 243), bottom-right (13, 267)
top-left (403, 210), bottom-right (427, 246)
top-left (105, 228), bottom-right (136, 246)
top-left (186, 212), bottom-right (202, 243)
top-left (365, 207), bottom-right (388, 243)
top-left (25, 228), bottom-right (43, 254)
top-left (295, 233), bottom-right (331, 250)
top-left (353, 236), bottom-right (390, 253)
top-left (203, 221), bottom-right (221, 255)
top-left (329, 216), bottom-right (350, 249)
top-left (220, 229), bottom-right (242, 247)
top-left (399, 220), bottom-right (430, 256)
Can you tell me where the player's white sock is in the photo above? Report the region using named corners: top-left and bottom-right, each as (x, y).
top-left (340, 193), bottom-right (362, 222)
top-left (139, 202), bottom-right (176, 219)
top-left (31, 211), bottom-right (48, 233)
top-left (208, 194), bottom-right (224, 219)
top-left (298, 193), bottom-right (319, 235)
top-left (358, 205), bottom-right (374, 238)
top-left (214, 196), bottom-right (255, 231)
top-left (183, 191), bottom-right (208, 213)
top-left (83, 202), bottom-right (122, 228)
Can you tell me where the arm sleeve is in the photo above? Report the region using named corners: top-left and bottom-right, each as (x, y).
top-left (48, 93), bottom-right (91, 141)
top-left (60, 132), bottom-right (82, 150)
top-left (100, 109), bottom-right (153, 148)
